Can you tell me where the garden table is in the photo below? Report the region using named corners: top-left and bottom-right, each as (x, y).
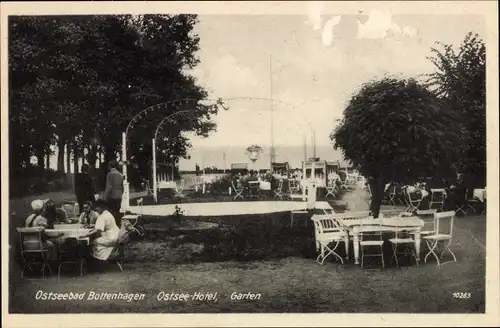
top-left (337, 216), bottom-right (424, 265)
top-left (473, 189), bottom-right (486, 202)
top-left (47, 225), bottom-right (92, 245)
top-left (158, 181), bottom-right (177, 190)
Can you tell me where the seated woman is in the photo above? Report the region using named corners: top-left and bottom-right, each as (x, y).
top-left (43, 199), bottom-right (72, 227)
top-left (78, 201), bottom-right (99, 227)
top-left (80, 199), bottom-right (120, 262)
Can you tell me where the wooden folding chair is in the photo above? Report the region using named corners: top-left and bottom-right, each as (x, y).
top-left (359, 217), bottom-right (385, 270)
top-left (274, 179), bottom-right (285, 200)
top-left (424, 211), bottom-right (457, 266)
top-left (231, 181), bottom-right (244, 200)
top-left (311, 215), bottom-right (348, 266)
top-left (17, 227), bottom-right (53, 279)
top-left (175, 179), bottom-right (185, 198)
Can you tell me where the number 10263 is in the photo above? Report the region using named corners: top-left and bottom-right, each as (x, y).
top-left (452, 292), bottom-right (471, 299)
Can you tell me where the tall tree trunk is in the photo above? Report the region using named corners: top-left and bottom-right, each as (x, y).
top-left (45, 153), bottom-right (50, 170)
top-left (57, 137), bottom-right (66, 173)
top-left (66, 142), bottom-right (72, 177)
top-left (73, 144), bottom-right (80, 175)
top-left (88, 144), bottom-right (97, 170)
top-left (369, 176), bottom-right (386, 218)
top-left (35, 146), bottom-right (45, 174)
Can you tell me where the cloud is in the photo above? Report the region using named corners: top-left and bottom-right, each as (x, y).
top-left (356, 10), bottom-right (418, 40)
top-left (321, 15), bottom-right (342, 47)
top-left (190, 53), bottom-right (265, 98)
top-left (306, 1), bottom-right (325, 31)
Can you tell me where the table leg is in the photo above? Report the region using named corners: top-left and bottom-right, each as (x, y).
top-left (414, 231), bottom-right (421, 262)
top-left (344, 233), bottom-right (349, 259)
top-left (353, 233), bottom-right (360, 264)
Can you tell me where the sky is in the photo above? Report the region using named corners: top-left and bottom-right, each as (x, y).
top-left (45, 8), bottom-right (485, 171)
top-left (175, 9), bottom-right (485, 169)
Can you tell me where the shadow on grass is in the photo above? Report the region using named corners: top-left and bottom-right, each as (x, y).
top-left (133, 211), bottom-right (406, 267)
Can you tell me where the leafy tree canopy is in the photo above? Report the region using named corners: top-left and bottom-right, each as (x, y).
top-left (426, 32), bottom-right (486, 185)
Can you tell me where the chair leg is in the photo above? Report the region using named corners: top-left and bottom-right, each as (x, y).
top-left (381, 251), bottom-right (385, 270)
top-left (392, 244), bottom-right (399, 267)
top-left (117, 260), bottom-right (124, 271)
top-left (424, 240), bottom-right (441, 265)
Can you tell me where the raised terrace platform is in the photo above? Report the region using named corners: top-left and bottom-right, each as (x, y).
top-left (129, 201), bottom-right (333, 217)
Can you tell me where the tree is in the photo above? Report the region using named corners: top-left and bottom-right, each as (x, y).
top-left (9, 14), bottom-right (224, 192)
top-left (331, 77), bottom-right (458, 217)
top-left (426, 32), bottom-right (486, 186)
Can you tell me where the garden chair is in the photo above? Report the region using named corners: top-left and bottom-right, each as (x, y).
top-left (105, 242), bottom-right (125, 271)
top-left (274, 179), bottom-right (285, 200)
top-left (389, 227), bottom-right (418, 267)
top-left (453, 191), bottom-right (467, 216)
top-left (387, 185), bottom-right (398, 206)
top-left (359, 217), bottom-right (385, 270)
top-left (325, 179), bottom-right (337, 199)
top-left (429, 188), bottom-right (447, 211)
top-left (231, 181), bottom-right (244, 200)
top-left (175, 179), bottom-right (185, 198)
top-left (466, 189), bottom-right (480, 214)
top-left (311, 215), bottom-right (348, 266)
top-left (57, 237), bottom-right (87, 279)
top-left (17, 227), bottom-right (53, 279)
top-left (143, 179), bottom-right (155, 198)
top-left (61, 201), bottom-right (79, 219)
top-left (338, 177), bottom-right (349, 190)
top-left (423, 211), bottom-right (457, 266)
top-left (248, 181), bottom-right (260, 200)
top-left (289, 179), bottom-right (301, 194)
top-left (404, 187), bottom-right (424, 213)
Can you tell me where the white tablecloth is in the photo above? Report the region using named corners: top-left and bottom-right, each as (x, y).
top-left (473, 189), bottom-right (486, 202)
top-left (158, 181), bottom-right (177, 189)
top-left (259, 181), bottom-right (271, 191)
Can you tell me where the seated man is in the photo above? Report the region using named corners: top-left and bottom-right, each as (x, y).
top-left (42, 199), bottom-right (72, 227)
top-left (78, 201), bottom-right (99, 226)
top-left (81, 199), bottom-right (120, 263)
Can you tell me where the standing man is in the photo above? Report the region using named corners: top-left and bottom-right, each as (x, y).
top-left (195, 163), bottom-right (200, 176)
top-left (104, 160), bottom-right (124, 221)
top-left (75, 164), bottom-right (95, 213)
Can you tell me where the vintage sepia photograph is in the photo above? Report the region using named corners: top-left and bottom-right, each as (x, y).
top-left (1, 1), bottom-right (499, 327)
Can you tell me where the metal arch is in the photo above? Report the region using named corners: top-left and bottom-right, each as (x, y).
top-left (154, 109), bottom-right (196, 142)
top-left (124, 96), bottom-right (315, 137)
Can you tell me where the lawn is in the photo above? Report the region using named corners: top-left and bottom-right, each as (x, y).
top-left (8, 196), bottom-right (486, 313)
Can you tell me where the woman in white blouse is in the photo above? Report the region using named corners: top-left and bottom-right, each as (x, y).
top-left (81, 199), bottom-right (120, 261)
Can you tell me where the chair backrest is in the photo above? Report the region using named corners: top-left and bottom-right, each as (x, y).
top-left (277, 179), bottom-right (283, 191)
top-left (380, 209), bottom-right (403, 217)
top-left (359, 216), bottom-right (383, 241)
top-left (311, 215), bottom-right (342, 236)
top-left (61, 203), bottom-right (77, 218)
top-left (434, 211), bottom-right (455, 237)
top-left (430, 188), bottom-right (447, 201)
top-left (16, 227), bottom-right (46, 252)
top-left (333, 211), bottom-right (371, 221)
top-left (231, 180), bottom-right (240, 191)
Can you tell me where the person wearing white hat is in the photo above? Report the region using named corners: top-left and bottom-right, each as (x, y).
top-left (25, 199), bottom-right (48, 228)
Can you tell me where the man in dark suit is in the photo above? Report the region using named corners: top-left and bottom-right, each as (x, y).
top-left (104, 160), bottom-right (124, 219)
top-left (75, 164), bottom-right (95, 213)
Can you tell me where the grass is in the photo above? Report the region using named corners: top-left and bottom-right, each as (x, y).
top-left (9, 201), bottom-right (486, 313)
